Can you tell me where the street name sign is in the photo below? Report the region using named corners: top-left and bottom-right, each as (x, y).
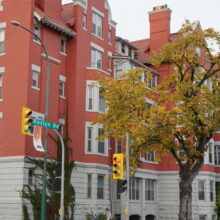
top-left (32, 118), bottom-right (60, 130)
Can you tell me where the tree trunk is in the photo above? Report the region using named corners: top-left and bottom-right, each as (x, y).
top-left (179, 179), bottom-right (192, 220)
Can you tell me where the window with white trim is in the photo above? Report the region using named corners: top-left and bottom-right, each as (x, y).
top-left (145, 179), bottom-right (156, 201)
top-left (97, 174), bottom-right (104, 199)
top-left (87, 173), bottom-right (92, 199)
top-left (108, 30), bottom-right (112, 44)
top-left (59, 75), bottom-right (66, 98)
top-left (0, 0), bottom-right (3, 11)
top-left (144, 152), bottom-right (155, 162)
top-left (208, 142), bottom-right (213, 164)
top-left (91, 47), bottom-right (102, 69)
top-left (86, 80), bottom-right (105, 113)
top-left (31, 64), bottom-right (40, 90)
top-left (82, 14), bottom-right (87, 29)
top-left (214, 145), bottom-right (220, 165)
top-left (60, 37), bottom-right (66, 54)
top-left (0, 70), bottom-right (3, 99)
top-left (129, 177), bottom-right (140, 200)
top-left (92, 12), bottom-right (102, 38)
top-left (85, 122), bottom-right (108, 155)
top-left (210, 180), bottom-right (214, 201)
top-left (115, 140), bottom-right (122, 153)
top-left (0, 27), bottom-right (5, 54)
top-left (198, 180), bottom-right (205, 200)
top-left (28, 168), bottom-right (35, 185)
top-left (34, 18), bottom-right (40, 42)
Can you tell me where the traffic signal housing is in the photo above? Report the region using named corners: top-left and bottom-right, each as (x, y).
top-left (117, 179), bottom-right (127, 194)
top-left (112, 153), bottom-right (124, 180)
top-left (21, 107), bottom-right (33, 135)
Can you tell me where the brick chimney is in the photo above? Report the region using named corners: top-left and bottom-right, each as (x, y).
top-left (149, 5), bottom-right (171, 51)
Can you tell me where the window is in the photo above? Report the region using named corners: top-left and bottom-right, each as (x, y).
top-left (0, 0), bottom-right (3, 11)
top-left (86, 80), bottom-right (105, 113)
top-left (87, 127), bottom-right (93, 153)
top-left (0, 28), bottom-right (5, 54)
top-left (144, 152), bottom-right (155, 162)
top-left (208, 143), bottom-right (213, 163)
top-left (91, 47), bottom-right (102, 69)
top-left (99, 90), bottom-right (105, 113)
top-left (0, 72), bottom-right (3, 99)
top-left (34, 18), bottom-right (40, 42)
top-left (28, 169), bottom-right (34, 185)
top-left (87, 85), bottom-right (94, 110)
top-left (31, 65), bottom-right (40, 90)
top-left (210, 180), bottom-right (214, 201)
top-left (199, 216), bottom-right (206, 220)
top-left (32, 71), bottom-right (39, 88)
top-left (92, 12), bottom-right (102, 38)
top-left (214, 145), bottom-right (220, 165)
top-left (87, 174), bottom-right (92, 199)
top-left (61, 37), bottom-right (66, 54)
top-left (98, 128), bottom-right (105, 154)
top-left (198, 180), bottom-right (205, 200)
top-left (108, 30), bottom-right (112, 44)
top-left (108, 55), bottom-right (112, 71)
top-left (85, 122), bottom-right (108, 155)
top-left (145, 179), bottom-right (156, 201)
top-left (97, 175), bottom-right (104, 199)
top-left (82, 14), bottom-right (87, 29)
top-left (129, 178), bottom-right (140, 200)
top-left (115, 140), bottom-right (122, 153)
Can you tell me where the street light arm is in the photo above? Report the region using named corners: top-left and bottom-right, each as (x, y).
top-left (11, 21), bottom-right (49, 60)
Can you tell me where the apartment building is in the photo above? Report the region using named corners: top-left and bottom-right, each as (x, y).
top-left (0, 0), bottom-right (218, 220)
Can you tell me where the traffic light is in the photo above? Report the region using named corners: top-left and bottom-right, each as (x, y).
top-left (112, 153), bottom-right (124, 180)
top-left (117, 179), bottom-right (127, 194)
top-left (21, 107), bottom-right (33, 135)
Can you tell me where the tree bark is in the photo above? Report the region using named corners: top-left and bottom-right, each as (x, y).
top-left (179, 179), bottom-right (192, 220)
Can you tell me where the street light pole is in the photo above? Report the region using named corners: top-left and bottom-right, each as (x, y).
top-left (54, 130), bottom-right (65, 220)
top-left (11, 21), bottom-right (50, 220)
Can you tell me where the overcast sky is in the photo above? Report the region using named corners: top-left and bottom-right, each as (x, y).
top-left (62, 0), bottom-right (220, 41)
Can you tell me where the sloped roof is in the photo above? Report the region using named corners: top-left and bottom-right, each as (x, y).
top-left (62, 3), bottom-right (76, 27)
top-left (34, 6), bottom-right (75, 37)
top-left (131, 33), bottom-right (178, 63)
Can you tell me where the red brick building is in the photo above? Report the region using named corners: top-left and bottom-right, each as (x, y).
top-left (0, 1), bottom-right (218, 220)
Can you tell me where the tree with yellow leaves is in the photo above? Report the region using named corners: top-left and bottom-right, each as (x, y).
top-left (94, 21), bottom-right (220, 220)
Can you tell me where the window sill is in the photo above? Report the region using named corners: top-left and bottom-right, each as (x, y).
top-left (0, 98), bottom-right (3, 101)
top-left (0, 53), bottom-right (5, 56)
top-left (33, 40), bottom-right (41, 45)
top-left (85, 152), bottom-right (108, 156)
top-left (108, 42), bottom-right (112, 46)
top-left (92, 33), bottom-right (104, 41)
top-left (60, 52), bottom-right (67, 56)
top-left (108, 69), bottom-right (112, 72)
top-left (82, 27), bottom-right (87, 31)
top-left (59, 96), bottom-right (66, 99)
top-left (31, 86), bottom-right (40, 91)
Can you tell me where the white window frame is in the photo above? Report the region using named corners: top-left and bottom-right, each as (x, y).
top-left (115, 140), bottom-right (122, 153)
top-left (0, 66), bottom-right (5, 101)
top-left (129, 177), bottom-right (140, 200)
top-left (198, 180), bottom-right (206, 201)
top-left (0, 22), bottom-right (6, 55)
top-left (214, 144), bottom-right (220, 166)
top-left (0, 0), bottom-right (3, 11)
top-left (82, 13), bottom-right (87, 30)
top-left (60, 36), bottom-right (67, 55)
top-left (108, 51), bottom-right (112, 72)
top-left (210, 180), bottom-right (214, 202)
top-left (91, 43), bottom-right (104, 70)
top-left (33, 18), bottom-right (41, 43)
top-left (31, 64), bottom-right (40, 90)
top-left (87, 173), bottom-right (92, 199)
top-left (86, 80), bottom-right (105, 113)
top-left (97, 174), bottom-right (104, 199)
top-left (92, 7), bottom-right (103, 39)
top-left (85, 122), bottom-right (108, 156)
top-left (59, 75), bottom-right (66, 99)
top-left (144, 152), bottom-right (155, 163)
top-left (145, 179), bottom-right (156, 201)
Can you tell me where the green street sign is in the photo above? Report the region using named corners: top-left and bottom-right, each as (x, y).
top-left (32, 118), bottom-right (60, 130)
